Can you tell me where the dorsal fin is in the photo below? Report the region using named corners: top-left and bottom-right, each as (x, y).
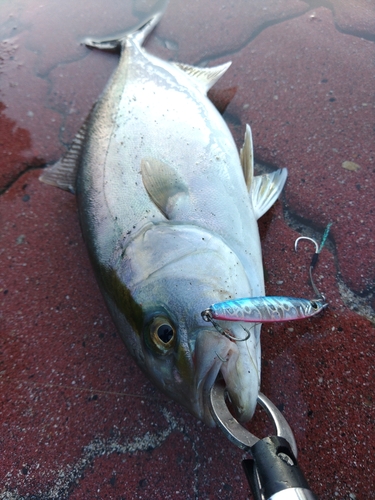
top-left (173, 61), bottom-right (231, 93)
top-left (240, 124), bottom-right (288, 219)
top-left (39, 120), bottom-right (88, 194)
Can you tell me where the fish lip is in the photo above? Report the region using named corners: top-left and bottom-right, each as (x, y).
top-left (220, 323), bottom-right (260, 423)
top-left (193, 328), bottom-right (232, 426)
top-left (200, 361), bottom-right (226, 427)
top-left (195, 325), bottom-right (260, 426)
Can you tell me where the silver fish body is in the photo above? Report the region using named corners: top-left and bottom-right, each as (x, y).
top-left (41, 12), bottom-right (287, 426)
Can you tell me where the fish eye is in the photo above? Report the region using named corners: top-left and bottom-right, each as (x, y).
top-left (156, 323), bottom-right (174, 343)
top-left (149, 316), bottom-right (176, 352)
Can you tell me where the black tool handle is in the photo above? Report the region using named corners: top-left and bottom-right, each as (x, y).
top-left (242, 436), bottom-right (318, 499)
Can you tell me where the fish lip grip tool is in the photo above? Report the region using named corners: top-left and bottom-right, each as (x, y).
top-left (209, 380), bottom-right (318, 500)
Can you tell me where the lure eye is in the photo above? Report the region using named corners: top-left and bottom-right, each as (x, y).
top-left (149, 316), bottom-right (176, 352)
top-left (310, 301), bottom-right (318, 309)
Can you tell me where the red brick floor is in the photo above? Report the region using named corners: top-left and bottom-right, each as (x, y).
top-left (1, 1), bottom-right (374, 498)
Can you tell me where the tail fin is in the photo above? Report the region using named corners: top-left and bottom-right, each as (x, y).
top-left (84, 9), bottom-right (165, 51)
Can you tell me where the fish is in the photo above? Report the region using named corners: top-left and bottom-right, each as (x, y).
top-left (40, 10), bottom-right (287, 426)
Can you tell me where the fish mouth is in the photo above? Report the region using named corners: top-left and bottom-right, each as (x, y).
top-left (194, 325), bottom-right (261, 427)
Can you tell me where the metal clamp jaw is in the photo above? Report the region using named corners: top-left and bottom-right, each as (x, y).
top-left (209, 381), bottom-right (318, 500)
top-left (210, 381), bottom-right (297, 454)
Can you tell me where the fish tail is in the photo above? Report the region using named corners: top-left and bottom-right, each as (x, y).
top-left (84, 8), bottom-right (165, 51)
top-left (130, 10), bottom-right (165, 47)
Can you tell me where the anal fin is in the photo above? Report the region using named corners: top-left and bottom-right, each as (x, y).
top-left (240, 124), bottom-right (287, 219)
top-left (251, 169), bottom-right (288, 220)
top-left (173, 61), bottom-right (231, 93)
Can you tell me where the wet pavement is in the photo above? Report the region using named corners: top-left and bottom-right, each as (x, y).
top-left (1, 0), bottom-right (374, 498)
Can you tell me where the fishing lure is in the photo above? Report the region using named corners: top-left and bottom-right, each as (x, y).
top-left (202, 224), bottom-right (331, 326)
top-left (201, 295), bottom-right (327, 323)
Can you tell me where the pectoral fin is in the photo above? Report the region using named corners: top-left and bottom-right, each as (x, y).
top-left (141, 158), bottom-right (190, 220)
top-left (240, 124), bottom-right (288, 219)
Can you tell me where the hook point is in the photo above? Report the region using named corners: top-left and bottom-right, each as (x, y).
top-left (294, 236), bottom-right (319, 254)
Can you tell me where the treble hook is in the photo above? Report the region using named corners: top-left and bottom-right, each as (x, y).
top-left (294, 223), bottom-right (332, 299)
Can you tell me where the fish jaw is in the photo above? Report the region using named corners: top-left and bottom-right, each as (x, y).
top-left (194, 324), bottom-right (261, 426)
top-left (136, 321), bottom-right (261, 428)
top-left (106, 222), bottom-right (263, 427)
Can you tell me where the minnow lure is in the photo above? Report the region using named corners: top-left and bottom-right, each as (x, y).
top-left (202, 225), bottom-right (332, 326)
top-left (201, 295), bottom-right (327, 323)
